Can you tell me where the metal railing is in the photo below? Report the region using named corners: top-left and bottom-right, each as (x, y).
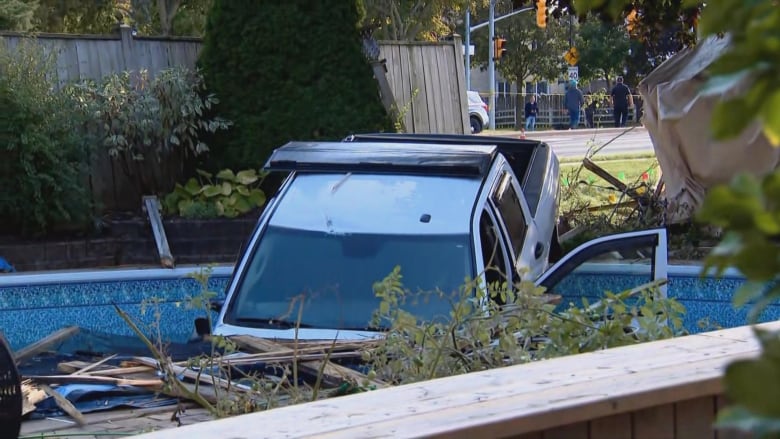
top-left (478, 92), bottom-right (645, 130)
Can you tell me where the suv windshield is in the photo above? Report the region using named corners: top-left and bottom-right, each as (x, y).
top-left (225, 225), bottom-right (474, 330)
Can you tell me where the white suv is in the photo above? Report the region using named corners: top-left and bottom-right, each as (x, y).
top-left (467, 91), bottom-right (489, 134)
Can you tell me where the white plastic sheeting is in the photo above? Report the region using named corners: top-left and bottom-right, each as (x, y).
top-left (638, 35), bottom-right (779, 222)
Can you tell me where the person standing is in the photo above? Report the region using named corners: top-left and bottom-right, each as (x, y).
top-left (611, 76), bottom-right (632, 127)
top-left (564, 80), bottom-right (584, 130)
top-left (584, 92), bottom-right (596, 128)
top-left (524, 95), bottom-right (538, 131)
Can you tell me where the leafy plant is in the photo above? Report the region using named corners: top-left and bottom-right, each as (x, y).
top-left (163, 168), bottom-right (267, 219)
top-left (697, 172), bottom-right (780, 437)
top-left (67, 66), bottom-right (232, 198)
top-left (0, 39), bottom-right (94, 236)
top-left (363, 266), bottom-right (685, 385)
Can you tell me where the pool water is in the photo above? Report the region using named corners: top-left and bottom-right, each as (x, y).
top-left (0, 265), bottom-right (776, 351)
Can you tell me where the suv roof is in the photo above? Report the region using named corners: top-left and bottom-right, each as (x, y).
top-left (344, 133), bottom-right (554, 216)
top-left (264, 141), bottom-right (499, 177)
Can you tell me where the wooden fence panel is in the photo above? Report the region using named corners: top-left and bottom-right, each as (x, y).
top-left (0, 30), bottom-right (467, 208)
top-left (379, 39), bottom-right (469, 134)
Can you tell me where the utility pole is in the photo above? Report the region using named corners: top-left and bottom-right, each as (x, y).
top-left (488, 0), bottom-right (496, 130)
top-left (466, 4), bottom-right (532, 130)
top-left (465, 8), bottom-right (471, 90)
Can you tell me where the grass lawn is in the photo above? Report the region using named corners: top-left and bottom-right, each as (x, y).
top-left (559, 155), bottom-right (659, 212)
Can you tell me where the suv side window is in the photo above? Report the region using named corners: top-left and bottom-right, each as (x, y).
top-left (479, 209), bottom-right (510, 287)
top-left (491, 171), bottom-right (527, 259)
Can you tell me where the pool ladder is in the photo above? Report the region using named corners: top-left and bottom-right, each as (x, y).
top-left (142, 196), bottom-right (175, 268)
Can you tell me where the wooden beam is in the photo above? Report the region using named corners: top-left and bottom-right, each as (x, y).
top-left (14, 326), bottom-right (80, 365)
top-left (39, 383), bottom-right (87, 426)
top-left (582, 158), bottom-right (640, 201)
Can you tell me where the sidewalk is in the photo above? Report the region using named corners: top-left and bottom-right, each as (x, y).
top-left (481, 125), bottom-right (646, 138)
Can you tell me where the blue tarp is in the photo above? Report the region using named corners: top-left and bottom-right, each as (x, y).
top-left (0, 257), bottom-right (14, 273)
top-left (29, 383), bottom-right (177, 418)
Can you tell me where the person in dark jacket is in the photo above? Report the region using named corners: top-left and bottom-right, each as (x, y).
top-left (564, 80), bottom-right (584, 130)
top-left (611, 76), bottom-right (632, 127)
top-left (524, 95), bottom-right (538, 131)
top-left (584, 92), bottom-right (596, 128)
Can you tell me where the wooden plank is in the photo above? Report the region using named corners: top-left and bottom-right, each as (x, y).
top-left (21, 402), bottom-right (199, 435)
top-left (400, 44), bottom-right (416, 132)
top-left (72, 354), bottom-right (118, 375)
top-left (229, 336), bottom-right (385, 389)
top-left (588, 413), bottom-right (632, 439)
top-left (14, 326), bottom-right (80, 365)
top-left (411, 44), bottom-right (428, 133)
top-left (132, 322), bottom-right (777, 439)
top-left (450, 36), bottom-right (469, 134)
top-left (633, 404), bottom-right (675, 439)
top-left (26, 374), bottom-right (162, 388)
top-left (542, 422), bottom-right (588, 439)
top-left (675, 396), bottom-right (716, 439)
top-left (39, 383), bottom-right (87, 426)
top-left (714, 395), bottom-right (752, 439)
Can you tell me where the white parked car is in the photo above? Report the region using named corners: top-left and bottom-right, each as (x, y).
top-left (467, 91), bottom-right (489, 134)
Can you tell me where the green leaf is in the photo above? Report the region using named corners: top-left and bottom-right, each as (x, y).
top-left (183, 178), bottom-right (201, 196)
top-left (247, 189), bottom-right (267, 207)
top-left (221, 181), bottom-right (233, 196)
top-left (712, 98), bottom-right (757, 141)
top-left (216, 169), bottom-right (236, 182)
top-left (733, 281), bottom-right (765, 309)
top-left (196, 169), bottom-right (213, 180)
top-left (233, 196), bottom-right (252, 214)
top-left (724, 356), bottom-right (780, 417)
top-left (236, 169), bottom-right (259, 185)
top-left (236, 186), bottom-right (250, 196)
top-left (761, 89), bottom-right (780, 146)
top-left (202, 184), bottom-right (223, 198)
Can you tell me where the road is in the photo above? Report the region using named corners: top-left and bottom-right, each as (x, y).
top-left (486, 126), bottom-right (655, 159)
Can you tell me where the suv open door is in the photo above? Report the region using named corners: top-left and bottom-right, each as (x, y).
top-left (535, 228), bottom-right (668, 301)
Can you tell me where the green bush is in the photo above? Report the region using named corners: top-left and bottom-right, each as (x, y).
top-left (67, 67), bottom-right (231, 198)
top-left (163, 168), bottom-right (267, 219)
top-left (364, 267), bottom-right (685, 385)
top-left (0, 40), bottom-right (93, 236)
top-left (198, 0), bottom-right (393, 170)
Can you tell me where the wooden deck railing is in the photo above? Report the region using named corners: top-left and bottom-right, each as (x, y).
top-left (134, 323), bottom-right (776, 439)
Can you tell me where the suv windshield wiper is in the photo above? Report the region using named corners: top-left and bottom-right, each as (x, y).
top-left (233, 318), bottom-right (316, 329)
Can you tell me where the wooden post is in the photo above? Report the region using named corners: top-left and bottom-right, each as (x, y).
top-left (118, 24), bottom-right (134, 72)
top-left (370, 60), bottom-right (404, 132)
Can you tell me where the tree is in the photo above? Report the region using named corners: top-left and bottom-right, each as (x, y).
top-left (32, 0), bottom-right (117, 34)
top-left (0, 0), bottom-right (37, 31)
top-left (575, 15), bottom-right (630, 90)
top-left (362, 0), bottom-right (488, 41)
top-left (468, 1), bottom-right (569, 88)
top-left (198, 0), bottom-right (393, 170)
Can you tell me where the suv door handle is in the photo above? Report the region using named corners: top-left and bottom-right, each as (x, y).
top-left (534, 242), bottom-right (544, 259)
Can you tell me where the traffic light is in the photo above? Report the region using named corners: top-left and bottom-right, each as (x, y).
top-left (493, 37), bottom-right (507, 61)
top-left (536, 0), bottom-right (547, 28)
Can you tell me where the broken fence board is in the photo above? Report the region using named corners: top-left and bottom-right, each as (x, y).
top-left (14, 326), bottom-right (80, 365)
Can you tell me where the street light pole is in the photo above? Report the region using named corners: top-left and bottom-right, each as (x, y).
top-left (488, 0), bottom-right (495, 130)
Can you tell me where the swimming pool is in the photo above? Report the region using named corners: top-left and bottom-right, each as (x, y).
top-left (0, 264), bottom-right (774, 351)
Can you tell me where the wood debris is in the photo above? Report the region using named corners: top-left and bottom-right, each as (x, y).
top-left (14, 326), bottom-right (80, 365)
top-left (21, 332), bottom-right (382, 428)
top-left (21, 380), bottom-right (47, 416)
